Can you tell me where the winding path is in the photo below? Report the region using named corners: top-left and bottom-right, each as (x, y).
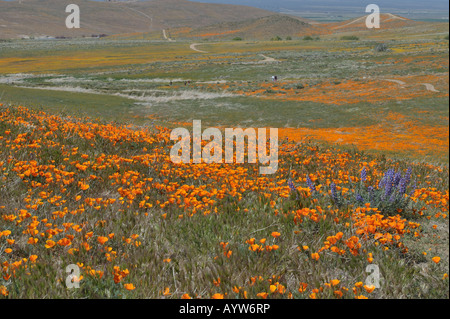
top-left (384, 79), bottom-right (440, 93)
top-left (190, 43), bottom-right (208, 53)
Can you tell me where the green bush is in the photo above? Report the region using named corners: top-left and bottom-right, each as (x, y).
top-left (340, 35), bottom-right (359, 41)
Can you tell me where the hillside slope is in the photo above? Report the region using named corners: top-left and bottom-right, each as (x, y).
top-left (0, 0), bottom-right (275, 38)
top-left (325, 13), bottom-right (423, 33)
top-left (171, 14), bottom-right (320, 40)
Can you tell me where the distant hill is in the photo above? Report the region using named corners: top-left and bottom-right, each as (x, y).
top-left (166, 13), bottom-right (429, 40)
top-left (326, 13), bottom-right (423, 33)
top-left (172, 14), bottom-right (320, 40)
top-left (0, 0), bottom-right (275, 38)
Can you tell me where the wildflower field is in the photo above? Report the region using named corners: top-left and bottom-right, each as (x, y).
top-left (0, 25), bottom-right (448, 299)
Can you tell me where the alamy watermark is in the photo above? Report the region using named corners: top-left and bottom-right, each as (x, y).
top-left (365, 264), bottom-right (383, 289)
top-left (65, 4), bottom-right (80, 29)
top-left (170, 120), bottom-right (278, 175)
top-left (366, 4), bottom-right (381, 29)
top-left (65, 264), bottom-right (81, 289)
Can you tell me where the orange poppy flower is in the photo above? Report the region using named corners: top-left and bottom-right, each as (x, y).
top-left (432, 257), bottom-right (441, 264)
top-left (124, 283), bottom-right (136, 291)
top-left (97, 236), bottom-right (109, 245)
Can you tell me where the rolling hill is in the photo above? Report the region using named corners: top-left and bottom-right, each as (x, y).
top-left (0, 0), bottom-right (275, 38)
top-left (171, 14), bottom-right (319, 40)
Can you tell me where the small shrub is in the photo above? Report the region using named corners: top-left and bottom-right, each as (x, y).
top-left (340, 35), bottom-right (359, 41)
top-left (374, 43), bottom-right (389, 52)
top-left (286, 36), bottom-right (292, 41)
top-left (232, 37), bottom-right (243, 41)
top-left (303, 36), bottom-right (314, 41)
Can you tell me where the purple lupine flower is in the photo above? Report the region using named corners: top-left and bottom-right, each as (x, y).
top-left (398, 168), bottom-right (412, 195)
top-left (379, 168), bottom-right (393, 188)
top-left (368, 186), bottom-right (374, 201)
top-left (288, 179), bottom-right (296, 192)
top-left (288, 178), bottom-right (299, 199)
top-left (330, 182), bottom-right (337, 199)
top-left (361, 167), bottom-right (367, 182)
top-left (306, 175), bottom-right (316, 193)
top-left (378, 177), bottom-right (385, 188)
top-left (384, 169), bottom-right (395, 198)
top-left (356, 193), bottom-right (364, 202)
top-left (393, 172), bottom-right (402, 187)
top-left (398, 177), bottom-right (408, 195)
top-left (409, 181), bottom-right (417, 197)
top-left (385, 182), bottom-right (393, 199)
top-left (404, 167), bottom-right (412, 185)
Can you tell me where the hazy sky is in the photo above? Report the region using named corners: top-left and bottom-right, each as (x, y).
top-left (191, 0), bottom-right (449, 12)
top-left (2, 0), bottom-right (449, 16)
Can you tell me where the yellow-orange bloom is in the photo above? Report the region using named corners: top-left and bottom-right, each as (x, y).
top-left (97, 236), bottom-right (109, 245)
top-left (364, 285), bottom-right (376, 293)
top-left (355, 282), bottom-right (363, 288)
top-left (271, 232), bottom-right (281, 238)
top-left (163, 287), bottom-right (171, 296)
top-left (0, 285), bottom-right (8, 296)
top-left (45, 240), bottom-right (56, 249)
top-left (257, 292), bottom-right (268, 299)
top-left (124, 283), bottom-right (136, 291)
top-left (330, 279), bottom-right (340, 286)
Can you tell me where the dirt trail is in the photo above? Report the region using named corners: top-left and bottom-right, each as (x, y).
top-left (386, 13), bottom-right (408, 21)
top-left (385, 79), bottom-right (406, 87)
top-left (421, 83), bottom-right (440, 92)
top-left (259, 54), bottom-right (280, 63)
top-left (332, 16), bottom-right (366, 29)
top-left (163, 29), bottom-right (174, 42)
top-left (190, 43), bottom-right (208, 53)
